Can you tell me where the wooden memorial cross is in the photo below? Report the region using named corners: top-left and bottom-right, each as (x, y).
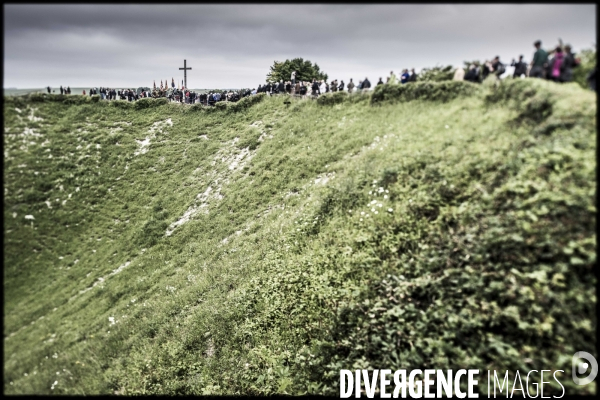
top-left (179, 59), bottom-right (192, 89)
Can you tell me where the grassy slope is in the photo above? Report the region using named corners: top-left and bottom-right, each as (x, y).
top-left (3, 80), bottom-right (596, 395)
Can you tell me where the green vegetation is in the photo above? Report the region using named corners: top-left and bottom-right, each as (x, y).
top-left (417, 65), bottom-right (455, 82)
top-left (3, 79), bottom-right (596, 395)
top-left (573, 47), bottom-right (596, 90)
top-left (266, 57), bottom-right (328, 83)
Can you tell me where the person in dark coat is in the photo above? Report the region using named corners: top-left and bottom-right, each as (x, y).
top-left (60, 85), bottom-right (64, 95)
top-left (278, 80), bottom-right (285, 94)
top-left (376, 78), bottom-right (383, 86)
top-left (560, 45), bottom-right (579, 83)
top-left (464, 64), bottom-right (478, 82)
top-left (408, 68), bottom-right (418, 82)
top-left (338, 80), bottom-right (345, 91)
top-left (299, 82), bottom-right (307, 96)
top-left (511, 55), bottom-right (528, 78)
top-left (311, 79), bottom-right (320, 97)
top-left (490, 56), bottom-right (505, 78)
top-left (362, 77), bottom-right (371, 91)
top-left (482, 61), bottom-right (491, 80)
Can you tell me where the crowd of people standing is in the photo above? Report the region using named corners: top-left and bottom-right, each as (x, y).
top-left (252, 76), bottom-right (373, 98)
top-left (458, 39), bottom-right (593, 86)
top-left (43, 38), bottom-right (596, 105)
top-left (46, 85), bottom-right (71, 95)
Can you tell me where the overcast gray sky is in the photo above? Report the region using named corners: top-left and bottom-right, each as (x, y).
top-left (3, 4), bottom-right (596, 89)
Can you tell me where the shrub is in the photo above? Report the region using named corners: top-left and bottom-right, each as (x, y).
top-left (229, 93), bottom-right (266, 112)
top-left (134, 97), bottom-right (168, 110)
top-left (215, 102), bottom-right (228, 111)
top-left (370, 81), bottom-right (479, 104)
top-left (28, 93), bottom-right (49, 102)
top-left (316, 91), bottom-right (348, 106)
top-left (18, 93), bottom-right (90, 104)
top-left (484, 79), bottom-right (555, 124)
top-left (64, 96), bottom-right (90, 105)
top-left (189, 103), bottom-right (205, 112)
top-left (110, 100), bottom-right (133, 109)
top-left (572, 48), bottom-right (596, 90)
top-left (416, 65), bottom-right (454, 82)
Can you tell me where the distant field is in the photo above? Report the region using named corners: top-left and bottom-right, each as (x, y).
top-left (4, 88), bottom-right (243, 96)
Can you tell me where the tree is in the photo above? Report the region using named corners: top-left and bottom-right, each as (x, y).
top-left (266, 58), bottom-right (328, 83)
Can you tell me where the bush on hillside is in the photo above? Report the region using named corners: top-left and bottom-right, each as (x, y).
top-left (134, 97), bottom-right (169, 110)
top-left (189, 103), bottom-right (205, 112)
top-left (573, 48), bottom-right (596, 90)
top-left (21, 93), bottom-right (92, 104)
top-left (27, 93), bottom-right (52, 102)
top-left (64, 96), bottom-right (91, 105)
top-left (229, 92), bottom-right (266, 112)
top-left (3, 96), bottom-right (26, 108)
top-left (316, 91), bottom-right (348, 106)
top-left (110, 100), bottom-right (134, 109)
top-left (215, 102), bottom-right (228, 111)
top-left (484, 79), bottom-right (554, 124)
top-left (416, 65), bottom-right (455, 82)
top-left (370, 80), bottom-right (479, 104)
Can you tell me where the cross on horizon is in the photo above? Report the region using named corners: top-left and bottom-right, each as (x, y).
top-left (179, 59), bottom-right (192, 89)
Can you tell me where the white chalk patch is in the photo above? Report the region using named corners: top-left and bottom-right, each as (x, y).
top-left (134, 137), bottom-right (151, 155)
top-left (28, 108), bottom-right (44, 122)
top-left (166, 204), bottom-right (199, 236)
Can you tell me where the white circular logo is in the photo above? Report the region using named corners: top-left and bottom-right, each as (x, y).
top-left (572, 351), bottom-right (598, 385)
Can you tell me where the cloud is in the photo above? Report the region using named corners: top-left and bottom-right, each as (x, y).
top-left (4, 4), bottom-right (596, 89)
